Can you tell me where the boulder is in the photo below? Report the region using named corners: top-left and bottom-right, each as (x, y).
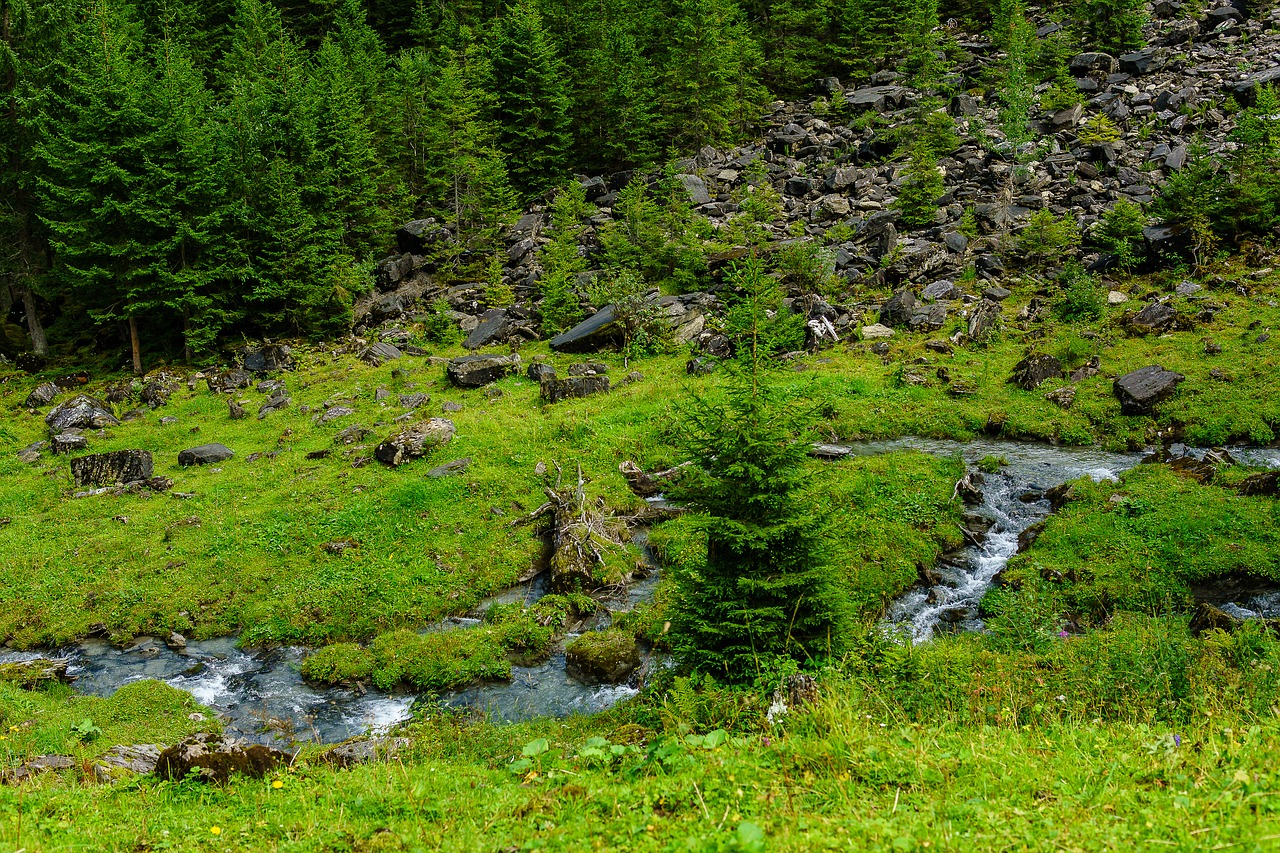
top-left (861, 323), bottom-right (895, 339)
top-left (1237, 471), bottom-right (1280, 497)
top-left (1009, 353), bottom-right (1063, 391)
top-left (1129, 302), bottom-right (1178, 335)
top-left (207, 369), bottom-right (252, 393)
top-left (548, 305), bottom-right (621, 353)
top-left (845, 84), bottom-right (908, 112)
top-left (564, 630), bottom-right (641, 684)
top-left (51, 434), bottom-right (88, 454)
top-left (0, 658), bottom-right (72, 689)
top-left (1069, 52), bottom-right (1117, 75)
top-left (320, 737), bottom-right (411, 768)
top-left (426, 457), bottom-right (471, 478)
top-left (967, 299), bottom-right (1001, 341)
top-left (1113, 365), bottom-right (1184, 415)
top-left (178, 444), bottom-right (234, 466)
top-left (375, 253), bottom-right (414, 291)
top-left (374, 418), bottom-right (456, 466)
top-left (527, 363), bottom-right (557, 382)
top-left (24, 382), bottom-right (59, 408)
top-left (46, 395), bottom-right (119, 433)
top-left (879, 289), bottom-right (918, 327)
top-left (155, 733), bottom-right (291, 785)
top-left (395, 218), bottom-right (451, 254)
top-left (71, 450), bottom-right (154, 487)
top-left (1045, 386), bottom-right (1076, 409)
top-left (335, 424), bottom-right (371, 445)
top-left (541, 375), bottom-right (610, 403)
top-left (446, 353), bottom-right (521, 387)
top-left (676, 174), bottom-right (711, 206)
top-left (464, 309), bottom-right (512, 350)
top-left (359, 342), bottom-right (402, 366)
top-left (242, 344), bottom-right (294, 373)
top-left (91, 745), bottom-right (162, 783)
top-left (1, 755), bottom-right (76, 785)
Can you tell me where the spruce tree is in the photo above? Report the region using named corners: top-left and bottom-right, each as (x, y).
top-left (487, 0), bottom-right (573, 197)
top-left (670, 259), bottom-right (852, 679)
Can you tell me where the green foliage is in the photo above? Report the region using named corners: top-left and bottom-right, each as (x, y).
top-left (772, 242), bottom-right (841, 298)
top-left (1017, 210), bottom-right (1081, 268)
top-left (1077, 0), bottom-right (1147, 55)
top-left (303, 629), bottom-right (511, 692)
top-left (669, 261), bottom-right (853, 679)
top-left (894, 151), bottom-right (945, 228)
top-left (1078, 113), bottom-right (1122, 145)
top-left (422, 298), bottom-right (461, 345)
top-left (993, 0), bottom-right (1036, 146)
top-left (1093, 199), bottom-right (1148, 270)
top-left (1053, 261), bottom-right (1104, 321)
top-left (586, 268), bottom-right (670, 363)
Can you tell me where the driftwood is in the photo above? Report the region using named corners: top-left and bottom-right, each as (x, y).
top-left (511, 463), bottom-right (627, 591)
top-left (618, 460), bottom-right (691, 498)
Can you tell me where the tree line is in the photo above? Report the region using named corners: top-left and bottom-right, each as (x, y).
top-left (1, 0), bottom-right (1139, 368)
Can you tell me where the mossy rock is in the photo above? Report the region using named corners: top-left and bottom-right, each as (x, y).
top-left (565, 630), bottom-right (641, 684)
top-left (0, 658), bottom-right (71, 689)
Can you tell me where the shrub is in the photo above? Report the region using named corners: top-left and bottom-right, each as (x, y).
top-left (1018, 210), bottom-right (1081, 267)
top-left (422, 298), bottom-right (461, 345)
top-left (895, 150), bottom-right (945, 227)
top-left (1053, 262), bottom-right (1104, 321)
top-left (1077, 0), bottom-right (1146, 55)
top-left (1092, 199), bottom-right (1147, 270)
top-left (1078, 114), bottom-right (1121, 145)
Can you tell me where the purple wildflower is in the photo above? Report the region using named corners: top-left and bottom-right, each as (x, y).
top-left (1058, 630), bottom-right (1070, 639)
top-left (1174, 734), bottom-right (1181, 747)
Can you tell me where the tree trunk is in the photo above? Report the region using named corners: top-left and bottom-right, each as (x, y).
top-left (13, 285), bottom-right (47, 356)
top-left (128, 314), bottom-right (142, 374)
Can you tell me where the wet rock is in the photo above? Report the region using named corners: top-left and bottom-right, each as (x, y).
top-left (91, 745), bottom-right (162, 782)
top-left (1114, 365), bottom-right (1184, 415)
top-left (242, 344), bottom-right (294, 373)
top-left (156, 733), bottom-right (291, 785)
top-left (1009, 353), bottom-right (1063, 391)
top-left (360, 342), bottom-right (402, 366)
top-left (374, 418), bottom-right (456, 466)
top-left (1188, 602), bottom-right (1279, 637)
top-left (1129, 301), bottom-right (1178, 335)
top-left (46, 395), bottom-right (119, 433)
top-left (71, 450), bottom-right (154, 487)
top-left (24, 382), bottom-right (59, 408)
top-left (320, 737), bottom-right (412, 769)
top-left (0, 658), bottom-right (72, 688)
top-left (1045, 386), bottom-right (1076, 408)
top-left (541, 375), bottom-right (610, 403)
top-left (1017, 521), bottom-right (1048, 554)
top-left (565, 630), bottom-right (641, 685)
top-left (178, 444), bottom-right (234, 466)
top-left (446, 354), bottom-right (521, 387)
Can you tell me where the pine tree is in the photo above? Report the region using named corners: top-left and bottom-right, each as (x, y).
top-left (669, 259), bottom-right (852, 679)
top-left (37, 0), bottom-right (158, 372)
top-left (576, 23), bottom-right (660, 171)
top-left (487, 0), bottom-right (573, 197)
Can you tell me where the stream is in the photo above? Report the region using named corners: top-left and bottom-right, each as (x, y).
top-left (4, 441), bottom-right (1279, 742)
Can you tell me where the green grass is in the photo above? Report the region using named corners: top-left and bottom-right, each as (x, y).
top-left (993, 464), bottom-right (1280, 627)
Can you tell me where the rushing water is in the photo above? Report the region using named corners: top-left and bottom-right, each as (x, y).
top-left (5, 441), bottom-right (1278, 741)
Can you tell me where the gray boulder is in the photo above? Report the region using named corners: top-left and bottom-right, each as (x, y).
top-left (207, 369), bottom-right (252, 393)
top-left (1114, 366), bottom-right (1184, 415)
top-left (91, 745), bottom-right (162, 783)
top-left (565, 630), bottom-right (641, 685)
top-left (51, 434), bottom-right (88, 455)
top-left (676, 174), bottom-right (711, 206)
top-left (464, 309), bottom-right (512, 350)
top-left (548, 305), bottom-right (620, 353)
top-left (242, 344), bottom-right (294, 373)
top-left (1129, 302), bottom-right (1178, 335)
top-left (46, 395), bottom-right (119, 433)
top-left (178, 444), bottom-right (234, 466)
top-left (395, 218), bottom-right (451, 254)
top-left (967, 299), bottom-right (1002, 341)
top-left (71, 450), bottom-right (154, 487)
top-left (24, 383), bottom-right (59, 408)
top-left (375, 418), bottom-right (456, 466)
top-left (527, 362), bottom-right (557, 382)
top-left (1009, 354), bottom-right (1064, 391)
top-left (879, 289), bottom-right (918, 327)
top-left (446, 354), bottom-right (521, 387)
top-left (360, 342), bottom-right (402, 366)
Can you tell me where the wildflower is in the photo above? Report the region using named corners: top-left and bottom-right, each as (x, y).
top-left (1055, 695), bottom-right (1066, 702)
top-left (271, 779), bottom-right (283, 789)
top-left (210, 826), bottom-right (221, 836)
top-left (1174, 734), bottom-right (1181, 747)
top-left (1058, 630), bottom-right (1070, 639)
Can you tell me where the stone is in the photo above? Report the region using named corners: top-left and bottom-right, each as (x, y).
top-left (446, 354), bottom-right (521, 387)
top-left (334, 424), bottom-right (371, 445)
top-left (374, 418), bottom-right (456, 466)
top-left (676, 174), bottom-right (711, 206)
top-left (91, 745), bottom-right (162, 782)
top-left (1070, 52), bottom-right (1117, 76)
top-left (178, 444), bottom-right (234, 466)
top-left (155, 733), bottom-right (291, 785)
top-left (360, 342), bottom-right (402, 366)
top-left (922, 280), bottom-right (960, 301)
top-left (71, 450), bottom-right (153, 487)
top-left (983, 285), bottom-right (1012, 302)
top-left (320, 737), bottom-right (411, 768)
top-left (1045, 386), bottom-right (1076, 408)
top-left (541, 375), bottom-right (610, 403)
top-left (375, 253), bottom-right (414, 291)
top-left (258, 392), bottom-right (290, 419)
top-left (1237, 471), bottom-right (1280, 497)
top-left (564, 630), bottom-right (641, 684)
top-left (908, 303), bottom-right (948, 333)
top-left (1129, 301), bottom-right (1178, 335)
top-left (242, 344), bottom-right (294, 373)
top-left (861, 323), bottom-right (895, 339)
top-left (24, 382), bottom-right (59, 408)
top-left (527, 363), bottom-right (556, 382)
top-left (1, 754), bottom-right (76, 784)
top-left (51, 434), bottom-right (88, 454)
top-left (399, 392), bottom-right (428, 409)
top-left (879, 289), bottom-right (917, 327)
top-left (1119, 48), bottom-right (1161, 75)
top-left (845, 84), bottom-right (908, 112)
top-left (1108, 290), bottom-right (1129, 304)
top-left (463, 309), bottom-right (512, 350)
top-left (967, 299), bottom-right (1002, 341)
top-left (46, 395), bottom-right (119, 433)
top-left (548, 304), bottom-right (621, 353)
top-left (1113, 365), bottom-right (1184, 415)
top-left (317, 406), bottom-right (354, 425)
top-left (1009, 353), bottom-right (1063, 391)
top-left (395, 218), bottom-right (451, 254)
top-left (426, 458), bottom-right (471, 478)
top-left (567, 361), bottom-right (608, 376)
top-left (0, 658), bottom-right (72, 688)
top-left (207, 369), bottom-right (252, 393)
